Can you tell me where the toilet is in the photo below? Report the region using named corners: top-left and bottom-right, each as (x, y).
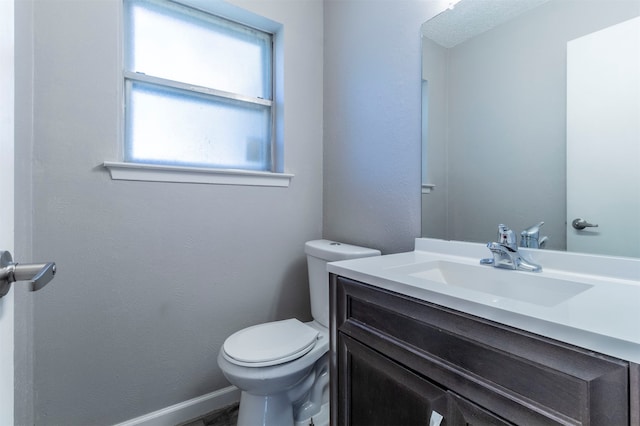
top-left (217, 239), bottom-right (381, 426)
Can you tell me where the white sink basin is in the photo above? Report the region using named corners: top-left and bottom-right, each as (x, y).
top-left (395, 260), bottom-right (593, 307)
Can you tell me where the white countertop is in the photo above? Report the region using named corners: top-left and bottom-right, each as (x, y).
top-left (327, 238), bottom-right (640, 364)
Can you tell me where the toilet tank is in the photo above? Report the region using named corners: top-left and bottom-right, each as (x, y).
top-left (304, 240), bottom-right (381, 328)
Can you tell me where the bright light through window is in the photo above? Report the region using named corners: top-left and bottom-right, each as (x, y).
top-left (124, 0), bottom-right (274, 171)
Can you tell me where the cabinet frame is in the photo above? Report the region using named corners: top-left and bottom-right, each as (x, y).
top-left (330, 274), bottom-right (634, 426)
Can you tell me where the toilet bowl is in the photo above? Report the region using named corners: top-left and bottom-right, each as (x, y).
top-left (218, 320), bottom-right (329, 426)
top-left (218, 240), bottom-right (380, 426)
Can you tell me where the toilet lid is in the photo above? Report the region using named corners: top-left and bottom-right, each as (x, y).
top-left (223, 319), bottom-right (319, 367)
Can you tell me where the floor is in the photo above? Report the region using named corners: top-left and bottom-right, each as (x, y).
top-left (177, 403), bottom-right (239, 426)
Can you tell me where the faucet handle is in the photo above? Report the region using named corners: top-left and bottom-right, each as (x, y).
top-left (497, 224), bottom-right (517, 249)
top-left (521, 221), bottom-right (544, 238)
top-left (520, 222), bottom-right (548, 248)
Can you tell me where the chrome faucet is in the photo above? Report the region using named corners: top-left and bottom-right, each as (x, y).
top-left (520, 221), bottom-right (548, 249)
top-left (480, 224), bottom-right (542, 272)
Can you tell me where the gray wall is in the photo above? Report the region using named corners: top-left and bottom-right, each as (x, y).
top-left (421, 37), bottom-right (449, 241)
top-left (14, 0), bottom-right (447, 423)
top-left (323, 0), bottom-right (445, 255)
top-left (17, 0), bottom-right (323, 424)
top-left (421, 0), bottom-right (640, 249)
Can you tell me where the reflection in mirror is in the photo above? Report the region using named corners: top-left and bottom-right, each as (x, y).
top-left (421, 0), bottom-right (640, 258)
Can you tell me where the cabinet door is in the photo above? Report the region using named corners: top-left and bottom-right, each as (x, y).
top-left (338, 334), bottom-right (449, 426)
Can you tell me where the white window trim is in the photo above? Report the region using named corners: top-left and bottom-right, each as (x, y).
top-left (104, 161), bottom-right (293, 187)
top-left (125, 71), bottom-right (273, 107)
top-left (105, 0), bottom-right (289, 187)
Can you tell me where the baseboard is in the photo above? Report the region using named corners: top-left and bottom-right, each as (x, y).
top-left (114, 386), bottom-right (241, 426)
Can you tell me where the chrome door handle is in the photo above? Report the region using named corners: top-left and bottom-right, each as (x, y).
top-left (0, 251), bottom-right (56, 298)
top-left (571, 218), bottom-right (599, 230)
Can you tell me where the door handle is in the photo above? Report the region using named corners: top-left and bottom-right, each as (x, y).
top-left (571, 218), bottom-right (599, 230)
top-left (0, 251), bottom-right (56, 298)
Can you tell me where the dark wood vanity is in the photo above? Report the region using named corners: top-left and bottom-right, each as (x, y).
top-left (330, 275), bottom-right (640, 426)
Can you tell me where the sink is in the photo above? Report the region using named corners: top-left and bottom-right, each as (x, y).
top-left (395, 261), bottom-right (593, 307)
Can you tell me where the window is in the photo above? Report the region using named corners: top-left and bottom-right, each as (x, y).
top-left (121, 0), bottom-right (279, 175)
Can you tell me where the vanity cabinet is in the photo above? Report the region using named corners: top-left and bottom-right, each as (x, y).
top-left (330, 275), bottom-right (638, 426)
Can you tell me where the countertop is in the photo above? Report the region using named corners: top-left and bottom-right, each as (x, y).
top-left (327, 238), bottom-right (640, 363)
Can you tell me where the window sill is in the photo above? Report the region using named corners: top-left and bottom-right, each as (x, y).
top-left (103, 162), bottom-right (293, 187)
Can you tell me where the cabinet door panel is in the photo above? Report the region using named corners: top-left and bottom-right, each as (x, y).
top-left (338, 334), bottom-right (448, 426)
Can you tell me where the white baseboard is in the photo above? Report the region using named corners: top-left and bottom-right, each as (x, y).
top-left (114, 386), bottom-right (240, 426)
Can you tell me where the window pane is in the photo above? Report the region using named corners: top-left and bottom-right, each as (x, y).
top-left (126, 0), bottom-right (272, 100)
top-left (125, 81), bottom-right (272, 171)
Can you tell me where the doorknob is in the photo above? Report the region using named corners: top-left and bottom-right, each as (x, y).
top-left (571, 218), bottom-right (599, 230)
top-left (0, 251), bottom-right (56, 298)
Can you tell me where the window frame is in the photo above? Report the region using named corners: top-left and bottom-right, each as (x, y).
top-left (105, 0), bottom-right (291, 187)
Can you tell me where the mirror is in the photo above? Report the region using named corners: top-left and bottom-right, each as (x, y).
top-left (421, 0), bottom-right (640, 258)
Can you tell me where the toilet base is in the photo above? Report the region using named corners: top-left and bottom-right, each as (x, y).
top-left (236, 392), bottom-right (330, 426)
top-left (236, 391), bottom-right (294, 426)
top-left (294, 401), bottom-right (329, 426)
top-left (234, 356), bottom-right (328, 426)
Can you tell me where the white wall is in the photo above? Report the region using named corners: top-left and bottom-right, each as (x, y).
top-left (17, 0), bottom-right (323, 424)
top-left (323, 0), bottom-right (446, 255)
top-left (14, 1), bottom-right (35, 423)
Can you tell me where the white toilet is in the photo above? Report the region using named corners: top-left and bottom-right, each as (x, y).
top-left (217, 240), bottom-right (381, 426)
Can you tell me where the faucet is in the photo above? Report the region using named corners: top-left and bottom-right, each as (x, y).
top-left (480, 224), bottom-right (542, 272)
top-left (520, 221), bottom-right (548, 249)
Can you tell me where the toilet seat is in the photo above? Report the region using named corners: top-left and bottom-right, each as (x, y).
top-left (223, 319), bottom-right (319, 367)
